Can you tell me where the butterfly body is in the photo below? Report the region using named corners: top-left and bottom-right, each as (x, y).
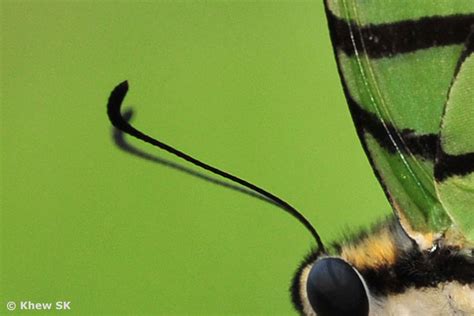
top-left (292, 217), bottom-right (474, 315)
top-left (292, 1), bottom-right (474, 315)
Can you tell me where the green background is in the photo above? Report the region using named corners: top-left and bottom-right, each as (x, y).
top-left (1, 1), bottom-right (389, 315)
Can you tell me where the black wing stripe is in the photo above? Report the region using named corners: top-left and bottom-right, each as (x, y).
top-left (327, 11), bottom-right (474, 58)
top-left (435, 152), bottom-right (474, 181)
top-left (348, 96), bottom-right (437, 160)
top-left (455, 25), bottom-right (474, 68)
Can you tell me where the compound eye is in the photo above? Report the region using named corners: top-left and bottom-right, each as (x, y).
top-left (306, 257), bottom-right (369, 316)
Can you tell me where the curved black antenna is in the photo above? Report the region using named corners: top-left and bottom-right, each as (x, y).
top-left (112, 109), bottom-right (279, 207)
top-left (107, 80), bottom-right (325, 253)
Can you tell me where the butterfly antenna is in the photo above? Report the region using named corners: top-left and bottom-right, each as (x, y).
top-left (107, 80), bottom-right (325, 253)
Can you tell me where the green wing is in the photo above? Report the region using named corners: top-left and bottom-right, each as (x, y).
top-left (436, 34), bottom-right (474, 244)
top-left (324, 0), bottom-right (474, 247)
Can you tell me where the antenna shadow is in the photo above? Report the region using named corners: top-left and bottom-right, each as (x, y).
top-left (111, 108), bottom-right (278, 208)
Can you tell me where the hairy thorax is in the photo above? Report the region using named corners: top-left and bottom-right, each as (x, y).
top-left (371, 282), bottom-right (474, 316)
top-left (292, 219), bottom-right (474, 316)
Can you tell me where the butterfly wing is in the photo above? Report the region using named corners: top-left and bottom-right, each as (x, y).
top-left (324, 0), bottom-right (474, 247)
top-left (435, 33), bottom-right (474, 245)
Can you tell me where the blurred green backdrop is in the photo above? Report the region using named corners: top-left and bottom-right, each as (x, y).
top-left (1, 1), bottom-right (390, 315)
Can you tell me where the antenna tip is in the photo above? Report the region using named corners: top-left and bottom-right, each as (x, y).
top-left (107, 80), bottom-right (130, 127)
top-left (116, 80), bottom-right (129, 91)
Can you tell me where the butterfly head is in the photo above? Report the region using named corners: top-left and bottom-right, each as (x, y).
top-left (291, 219), bottom-right (474, 316)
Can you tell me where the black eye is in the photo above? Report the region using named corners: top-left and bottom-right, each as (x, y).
top-left (306, 257), bottom-right (369, 316)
